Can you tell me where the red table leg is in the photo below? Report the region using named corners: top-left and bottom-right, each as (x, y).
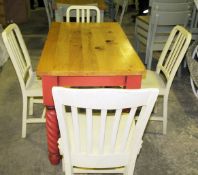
top-left (46, 107), bottom-right (60, 165)
top-left (42, 76), bottom-right (61, 165)
top-left (125, 75), bottom-right (142, 89)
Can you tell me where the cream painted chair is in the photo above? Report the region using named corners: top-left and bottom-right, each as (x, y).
top-left (134, 1), bottom-right (192, 69)
top-left (2, 23), bottom-right (45, 138)
top-left (141, 25), bottom-right (192, 134)
top-left (52, 87), bottom-right (159, 175)
top-left (43, 0), bottom-right (54, 29)
top-left (66, 5), bottom-right (100, 23)
top-left (186, 40), bottom-right (198, 98)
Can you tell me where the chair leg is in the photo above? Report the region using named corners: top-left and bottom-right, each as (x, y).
top-left (114, 3), bottom-right (119, 21)
top-left (134, 27), bottom-right (140, 53)
top-left (190, 78), bottom-right (198, 98)
top-left (146, 47), bottom-right (153, 69)
top-left (119, 1), bottom-right (127, 24)
top-left (153, 102), bottom-right (158, 114)
top-left (41, 107), bottom-right (46, 119)
top-left (163, 95), bottom-right (168, 135)
top-left (28, 97), bottom-right (33, 115)
top-left (22, 96), bottom-right (28, 138)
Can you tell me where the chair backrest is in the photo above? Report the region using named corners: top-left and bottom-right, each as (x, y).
top-left (66, 5), bottom-right (100, 23)
top-left (43, 0), bottom-right (54, 28)
top-left (2, 23), bottom-right (33, 93)
top-left (156, 25), bottom-right (192, 90)
top-left (52, 87), bottom-right (159, 174)
top-left (147, 2), bottom-right (191, 51)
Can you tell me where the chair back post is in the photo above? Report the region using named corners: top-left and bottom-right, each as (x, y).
top-left (2, 23), bottom-right (33, 93)
top-left (52, 87), bottom-right (159, 174)
top-left (66, 5), bottom-right (100, 23)
top-left (156, 25), bottom-right (192, 91)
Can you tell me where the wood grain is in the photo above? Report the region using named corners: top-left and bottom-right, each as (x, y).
top-left (37, 22), bottom-right (145, 77)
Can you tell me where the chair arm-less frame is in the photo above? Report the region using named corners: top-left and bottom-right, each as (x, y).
top-left (2, 23), bottom-right (46, 138)
top-left (52, 87), bottom-right (159, 175)
top-left (141, 25), bottom-right (192, 134)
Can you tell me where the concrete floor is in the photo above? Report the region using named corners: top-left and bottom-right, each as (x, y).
top-left (0, 7), bottom-right (197, 175)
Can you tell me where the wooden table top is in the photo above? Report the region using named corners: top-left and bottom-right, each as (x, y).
top-left (55, 0), bottom-right (106, 10)
top-left (37, 22), bottom-right (145, 77)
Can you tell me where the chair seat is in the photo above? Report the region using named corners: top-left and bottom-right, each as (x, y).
top-left (26, 72), bottom-right (43, 97)
top-left (137, 15), bottom-right (150, 24)
top-left (141, 70), bottom-right (167, 95)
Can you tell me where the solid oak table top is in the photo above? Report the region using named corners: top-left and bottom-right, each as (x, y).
top-left (37, 22), bottom-right (145, 77)
top-left (55, 0), bottom-right (106, 10)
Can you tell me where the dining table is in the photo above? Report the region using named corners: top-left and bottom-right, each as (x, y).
top-left (37, 21), bottom-right (146, 165)
top-left (54, 0), bottom-right (107, 22)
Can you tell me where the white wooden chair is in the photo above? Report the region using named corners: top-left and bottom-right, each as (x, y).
top-left (52, 87), bottom-right (159, 175)
top-left (2, 23), bottom-right (46, 138)
top-left (43, 0), bottom-right (54, 29)
top-left (134, 1), bottom-right (192, 69)
top-left (186, 40), bottom-right (198, 98)
top-left (66, 5), bottom-right (100, 23)
top-left (141, 25), bottom-right (192, 134)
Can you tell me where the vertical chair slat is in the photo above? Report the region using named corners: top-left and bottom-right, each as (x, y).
top-left (76, 9), bottom-right (80, 22)
top-left (166, 34), bottom-right (185, 74)
top-left (82, 9), bottom-right (85, 23)
top-left (120, 108), bottom-right (137, 152)
top-left (163, 32), bottom-right (185, 77)
top-left (163, 31), bottom-right (181, 70)
top-left (99, 109), bottom-right (107, 154)
top-left (71, 106), bottom-right (80, 152)
top-left (86, 108), bottom-right (93, 153)
top-left (110, 109), bottom-right (122, 152)
top-left (9, 32), bottom-right (26, 78)
top-left (87, 10), bottom-right (90, 23)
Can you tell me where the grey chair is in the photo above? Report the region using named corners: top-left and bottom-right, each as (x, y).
top-left (189, 5), bottom-right (198, 40)
top-left (43, 0), bottom-right (54, 29)
top-left (114, 0), bottom-right (128, 24)
top-left (134, 1), bottom-right (192, 69)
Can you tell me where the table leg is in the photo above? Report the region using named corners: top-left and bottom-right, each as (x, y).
top-left (125, 75), bottom-right (142, 89)
top-left (46, 106), bottom-right (60, 165)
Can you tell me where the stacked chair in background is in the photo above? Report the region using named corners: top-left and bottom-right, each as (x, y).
top-left (134, 0), bottom-right (192, 69)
